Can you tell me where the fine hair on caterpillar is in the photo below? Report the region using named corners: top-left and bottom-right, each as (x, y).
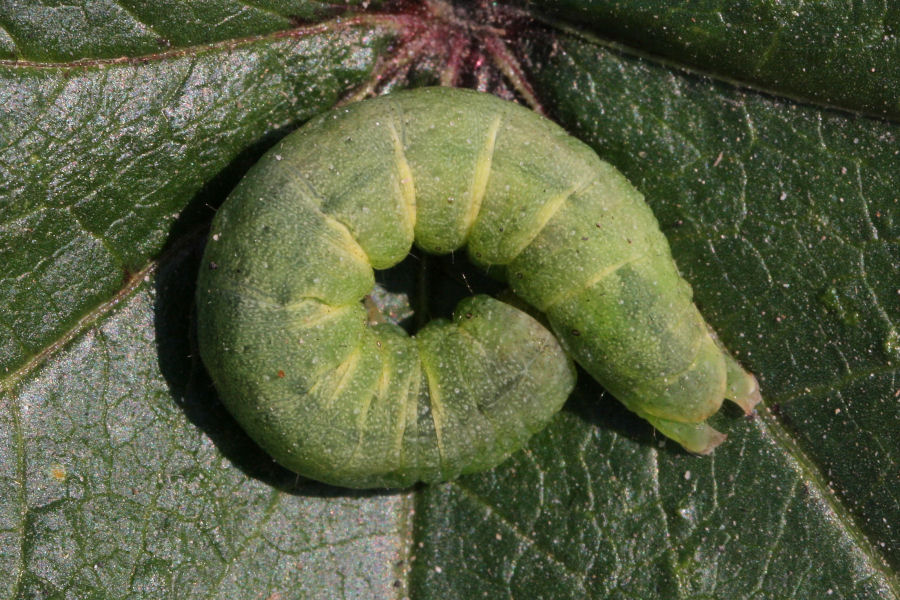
top-left (196, 87), bottom-right (761, 489)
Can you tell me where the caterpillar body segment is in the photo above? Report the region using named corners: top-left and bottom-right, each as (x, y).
top-left (197, 87), bottom-right (759, 488)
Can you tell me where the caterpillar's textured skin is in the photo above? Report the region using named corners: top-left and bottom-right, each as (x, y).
top-left (197, 87), bottom-right (760, 488)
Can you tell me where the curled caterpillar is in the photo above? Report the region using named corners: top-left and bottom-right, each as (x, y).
top-left (196, 87), bottom-right (761, 489)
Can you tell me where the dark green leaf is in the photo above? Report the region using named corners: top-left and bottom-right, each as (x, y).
top-left (0, 0), bottom-right (374, 61)
top-left (522, 0), bottom-right (900, 118)
top-left (0, 23), bottom-right (392, 376)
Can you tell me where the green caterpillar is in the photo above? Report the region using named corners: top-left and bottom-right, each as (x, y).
top-left (196, 87), bottom-right (760, 489)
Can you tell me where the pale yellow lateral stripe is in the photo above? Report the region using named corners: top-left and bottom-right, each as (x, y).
top-left (323, 345), bottom-right (362, 410)
top-left (280, 164), bottom-right (372, 268)
top-left (396, 357), bottom-right (422, 481)
top-left (328, 216), bottom-right (371, 270)
top-left (462, 114), bottom-right (502, 239)
top-left (419, 358), bottom-right (447, 469)
top-left (336, 357), bottom-right (381, 475)
top-left (282, 303), bottom-right (361, 394)
top-left (543, 254), bottom-right (646, 312)
top-left (351, 344), bottom-right (390, 468)
top-left (526, 184), bottom-right (581, 242)
top-left (387, 119), bottom-right (417, 239)
top-left (504, 174), bottom-right (597, 263)
top-left (283, 301), bottom-right (350, 327)
top-left (392, 355), bottom-right (416, 458)
top-left (375, 352), bottom-right (392, 419)
top-left (639, 337), bottom-right (725, 421)
top-left (353, 372), bottom-right (377, 432)
top-left (327, 339), bottom-right (388, 479)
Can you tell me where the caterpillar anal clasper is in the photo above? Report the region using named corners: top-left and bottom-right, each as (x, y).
top-left (196, 87), bottom-right (761, 489)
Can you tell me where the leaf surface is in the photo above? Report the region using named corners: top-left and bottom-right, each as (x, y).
top-left (522, 0), bottom-right (900, 118)
top-left (0, 2), bottom-right (897, 599)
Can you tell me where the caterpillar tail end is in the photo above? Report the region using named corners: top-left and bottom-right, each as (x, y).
top-left (724, 357), bottom-right (762, 415)
top-left (729, 376), bottom-right (762, 415)
top-left (634, 359), bottom-right (758, 455)
top-left (641, 413), bottom-right (727, 455)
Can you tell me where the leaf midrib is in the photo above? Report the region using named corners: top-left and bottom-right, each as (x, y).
top-left (0, 14), bottom-right (400, 71)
